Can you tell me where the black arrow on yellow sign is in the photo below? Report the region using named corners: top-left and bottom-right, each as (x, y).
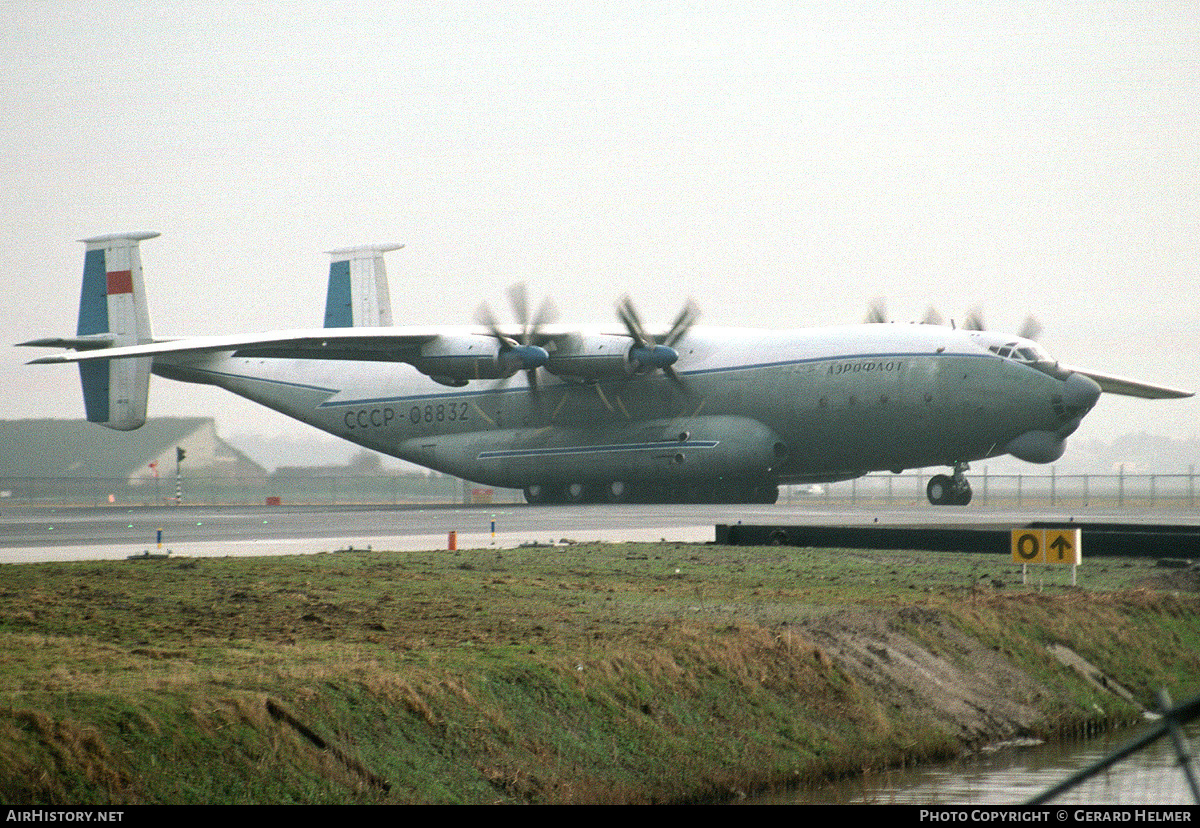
top-left (1011, 528), bottom-right (1082, 566)
top-left (1046, 529), bottom-right (1082, 564)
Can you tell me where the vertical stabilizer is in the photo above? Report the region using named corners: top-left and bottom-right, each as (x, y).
top-left (77, 231), bottom-right (158, 430)
top-left (323, 244), bottom-right (401, 327)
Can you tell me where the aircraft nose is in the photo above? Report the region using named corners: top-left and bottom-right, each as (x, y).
top-left (1053, 371), bottom-right (1102, 439)
top-left (1063, 371), bottom-right (1101, 415)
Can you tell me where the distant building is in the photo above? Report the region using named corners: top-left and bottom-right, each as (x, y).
top-left (0, 418), bottom-right (266, 486)
top-left (271, 449), bottom-right (392, 480)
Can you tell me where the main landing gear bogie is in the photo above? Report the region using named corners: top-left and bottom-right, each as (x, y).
top-left (522, 480), bottom-right (779, 505)
top-left (926, 464), bottom-right (973, 506)
top-left (522, 482), bottom-right (601, 505)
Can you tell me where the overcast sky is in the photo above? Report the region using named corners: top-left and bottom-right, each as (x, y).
top-left (4, 2), bottom-right (1197, 451)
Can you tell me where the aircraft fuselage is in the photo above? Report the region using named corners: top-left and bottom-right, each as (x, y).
top-left (152, 323), bottom-right (1073, 500)
top-left (29, 232), bottom-right (1186, 506)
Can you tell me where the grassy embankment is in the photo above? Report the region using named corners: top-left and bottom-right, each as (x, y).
top-left (1, 541), bottom-right (1198, 804)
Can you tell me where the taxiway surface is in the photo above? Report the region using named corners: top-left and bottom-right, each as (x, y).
top-left (2, 502), bottom-right (1197, 564)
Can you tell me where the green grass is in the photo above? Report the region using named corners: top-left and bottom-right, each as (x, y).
top-left (0, 542), bottom-right (1197, 803)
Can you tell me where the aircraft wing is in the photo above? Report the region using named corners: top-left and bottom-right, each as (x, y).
top-left (19, 327), bottom-right (451, 365)
top-left (1062, 365), bottom-right (1194, 400)
top-left (19, 322), bottom-right (643, 366)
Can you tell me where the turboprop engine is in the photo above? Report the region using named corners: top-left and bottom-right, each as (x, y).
top-left (409, 334), bottom-right (547, 387)
top-left (542, 295), bottom-right (696, 383)
top-left (543, 334), bottom-right (677, 381)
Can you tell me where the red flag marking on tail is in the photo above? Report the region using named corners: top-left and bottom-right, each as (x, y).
top-left (106, 270), bottom-right (133, 294)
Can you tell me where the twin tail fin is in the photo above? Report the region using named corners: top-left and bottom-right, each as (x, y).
top-left (323, 244), bottom-right (401, 328)
top-left (74, 232), bottom-right (158, 430)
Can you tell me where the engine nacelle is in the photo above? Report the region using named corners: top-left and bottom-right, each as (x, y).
top-left (545, 334), bottom-right (646, 380)
top-left (409, 335), bottom-right (546, 383)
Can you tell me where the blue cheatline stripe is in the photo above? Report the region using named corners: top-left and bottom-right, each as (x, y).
top-left (317, 351), bottom-right (993, 408)
top-left (318, 385), bottom-right (527, 407)
top-left (324, 259), bottom-right (352, 327)
top-left (77, 248), bottom-right (108, 336)
top-left (681, 350), bottom-right (992, 377)
top-left (79, 360), bottom-right (110, 423)
top-left (477, 440), bottom-right (719, 460)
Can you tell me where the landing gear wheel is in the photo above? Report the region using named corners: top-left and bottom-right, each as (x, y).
top-left (605, 481), bottom-right (630, 503)
top-left (523, 484), bottom-right (549, 505)
top-left (953, 482), bottom-right (973, 506)
top-left (927, 474), bottom-right (972, 506)
top-left (927, 474), bottom-right (954, 506)
top-left (564, 482), bottom-right (591, 503)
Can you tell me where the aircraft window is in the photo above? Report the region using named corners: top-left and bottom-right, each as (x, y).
top-left (987, 342), bottom-right (1052, 364)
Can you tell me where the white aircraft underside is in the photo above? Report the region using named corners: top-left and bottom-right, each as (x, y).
top-left (21, 233), bottom-right (1192, 505)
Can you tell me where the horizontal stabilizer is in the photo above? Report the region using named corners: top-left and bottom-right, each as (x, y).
top-left (17, 334), bottom-right (116, 350)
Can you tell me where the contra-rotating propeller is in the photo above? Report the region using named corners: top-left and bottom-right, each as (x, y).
top-left (963, 307), bottom-right (1043, 341)
top-left (865, 299), bottom-right (946, 327)
top-left (475, 283), bottom-right (557, 391)
top-left (615, 295), bottom-right (699, 391)
top-left (864, 298), bottom-right (888, 324)
top-left (865, 299), bottom-right (1040, 340)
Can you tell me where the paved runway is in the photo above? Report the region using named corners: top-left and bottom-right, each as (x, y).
top-left (2, 501), bottom-right (1197, 564)
top-left (0, 502), bottom-right (729, 563)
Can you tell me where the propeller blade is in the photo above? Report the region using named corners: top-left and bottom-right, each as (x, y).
top-left (474, 301), bottom-right (497, 330)
top-left (663, 365), bottom-right (694, 396)
top-left (664, 299), bottom-right (700, 346)
top-left (475, 302), bottom-right (517, 347)
top-left (963, 308), bottom-right (986, 332)
top-left (506, 283), bottom-right (529, 330)
top-left (529, 296), bottom-right (559, 340)
top-left (616, 295), bottom-right (650, 348)
top-left (615, 295), bottom-right (701, 401)
top-left (865, 298), bottom-right (887, 324)
top-left (480, 286), bottom-right (553, 393)
top-left (1018, 314), bottom-right (1043, 341)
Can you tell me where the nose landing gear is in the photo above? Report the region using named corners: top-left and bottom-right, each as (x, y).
top-left (927, 462), bottom-right (973, 506)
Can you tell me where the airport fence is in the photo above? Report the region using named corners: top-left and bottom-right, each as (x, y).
top-left (1, 470), bottom-right (1198, 511)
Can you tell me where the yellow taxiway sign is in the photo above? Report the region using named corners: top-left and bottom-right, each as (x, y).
top-left (1011, 528), bottom-right (1082, 566)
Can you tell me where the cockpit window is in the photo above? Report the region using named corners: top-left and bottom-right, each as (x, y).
top-left (989, 342), bottom-right (1050, 364)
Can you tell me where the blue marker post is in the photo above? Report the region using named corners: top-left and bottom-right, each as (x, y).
top-left (157, 528), bottom-right (162, 550)
top-left (491, 514), bottom-right (496, 545)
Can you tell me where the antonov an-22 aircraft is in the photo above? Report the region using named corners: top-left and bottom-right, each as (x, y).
top-left (21, 232), bottom-right (1193, 506)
